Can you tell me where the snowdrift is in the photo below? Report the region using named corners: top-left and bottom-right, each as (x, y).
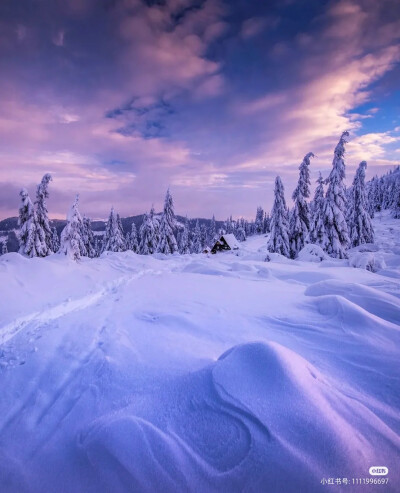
top-left (0, 212), bottom-right (399, 492)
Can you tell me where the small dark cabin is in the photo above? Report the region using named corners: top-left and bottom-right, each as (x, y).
top-left (211, 234), bottom-right (240, 254)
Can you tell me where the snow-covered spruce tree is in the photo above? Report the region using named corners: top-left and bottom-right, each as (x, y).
top-left (377, 177), bottom-right (385, 211)
top-left (225, 216), bottom-right (234, 234)
top-left (59, 195), bottom-right (86, 260)
top-left (255, 206), bottom-right (264, 234)
top-left (81, 216), bottom-right (96, 258)
top-left (348, 161), bottom-right (374, 246)
top-left (139, 208), bottom-right (158, 254)
top-left (51, 227), bottom-right (60, 253)
top-left (366, 176), bottom-right (377, 219)
top-left (94, 237), bottom-right (102, 257)
top-left (35, 173), bottom-right (53, 255)
top-left (383, 182), bottom-right (394, 211)
top-left (244, 219), bottom-right (252, 237)
top-left (18, 188), bottom-right (42, 257)
top-left (191, 219), bottom-right (202, 253)
top-left (152, 210), bottom-right (161, 244)
top-left (117, 214), bottom-right (125, 243)
top-left (263, 212), bottom-right (271, 233)
top-left (322, 131), bottom-right (350, 258)
top-left (157, 189), bottom-right (178, 254)
top-left (127, 222), bottom-right (139, 253)
top-left (103, 207), bottom-right (126, 253)
top-left (308, 172), bottom-right (328, 249)
top-left (179, 217), bottom-right (191, 254)
top-left (391, 179), bottom-right (400, 218)
top-left (2, 241), bottom-right (8, 255)
top-left (236, 225), bottom-right (246, 242)
top-left (208, 215), bottom-right (217, 244)
top-left (267, 176), bottom-right (290, 257)
top-left (200, 223), bottom-right (208, 249)
top-left (289, 152), bottom-right (314, 257)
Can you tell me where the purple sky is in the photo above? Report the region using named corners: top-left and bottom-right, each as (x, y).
top-left (0, 0), bottom-right (399, 220)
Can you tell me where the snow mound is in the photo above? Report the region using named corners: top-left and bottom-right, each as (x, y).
top-left (182, 260), bottom-right (232, 277)
top-left (264, 252), bottom-right (294, 264)
top-left (297, 244), bottom-right (328, 262)
top-left (77, 342), bottom-right (400, 493)
top-left (305, 279), bottom-right (400, 325)
top-left (348, 251), bottom-right (386, 272)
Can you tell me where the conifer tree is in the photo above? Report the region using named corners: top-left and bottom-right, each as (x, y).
top-left (2, 241), bottom-right (8, 255)
top-left (391, 179), bottom-right (400, 219)
top-left (51, 227), bottom-right (60, 253)
top-left (191, 219), bottom-right (202, 253)
top-left (208, 215), bottom-right (217, 244)
top-left (35, 173), bottom-right (53, 255)
top-left (289, 152), bottom-right (313, 257)
top-left (225, 216), bottom-right (234, 234)
top-left (139, 208), bottom-right (158, 254)
top-left (267, 176), bottom-right (290, 257)
top-left (103, 207), bottom-right (126, 252)
top-left (255, 207), bottom-right (264, 234)
top-left (309, 172), bottom-right (328, 249)
top-left (18, 188), bottom-right (42, 257)
top-left (157, 189), bottom-right (178, 254)
top-left (179, 217), bottom-right (191, 254)
top-left (200, 223), bottom-right (208, 249)
top-left (117, 214), bottom-right (125, 242)
top-left (127, 222), bottom-right (139, 253)
top-left (82, 216), bottom-right (96, 258)
top-left (264, 212), bottom-right (271, 233)
top-left (366, 176), bottom-right (377, 218)
top-left (94, 237), bottom-right (101, 257)
top-left (348, 161), bottom-right (374, 246)
top-left (59, 195), bottom-right (86, 260)
top-left (322, 131), bottom-right (350, 258)
top-left (236, 224), bottom-right (246, 242)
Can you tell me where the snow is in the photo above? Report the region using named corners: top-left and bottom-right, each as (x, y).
top-left (0, 212), bottom-right (399, 492)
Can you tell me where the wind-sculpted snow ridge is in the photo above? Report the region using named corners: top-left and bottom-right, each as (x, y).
top-left (305, 279), bottom-right (400, 326)
top-left (0, 212), bottom-right (399, 492)
top-left (78, 342), bottom-right (399, 493)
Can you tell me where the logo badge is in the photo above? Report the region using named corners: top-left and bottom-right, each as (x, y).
top-left (369, 467), bottom-right (388, 476)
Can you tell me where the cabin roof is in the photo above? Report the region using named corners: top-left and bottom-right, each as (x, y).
top-left (221, 234), bottom-right (240, 250)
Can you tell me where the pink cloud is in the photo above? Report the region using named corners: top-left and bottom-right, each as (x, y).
top-left (118, 0), bottom-right (225, 98)
top-left (229, 1), bottom-right (400, 192)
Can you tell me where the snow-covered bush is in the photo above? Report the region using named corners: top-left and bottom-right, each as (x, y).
top-left (297, 244), bottom-right (328, 262)
top-left (348, 252), bottom-right (386, 272)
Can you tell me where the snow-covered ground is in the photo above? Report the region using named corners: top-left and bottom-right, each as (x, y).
top-left (0, 212), bottom-right (399, 493)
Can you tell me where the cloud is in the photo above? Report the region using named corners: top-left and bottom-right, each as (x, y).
top-left (0, 0), bottom-right (399, 220)
top-left (52, 30), bottom-right (65, 47)
top-left (227, 0), bottom-right (400, 193)
top-left (240, 17), bottom-right (267, 39)
top-left (117, 0), bottom-right (226, 97)
top-left (348, 131), bottom-right (400, 165)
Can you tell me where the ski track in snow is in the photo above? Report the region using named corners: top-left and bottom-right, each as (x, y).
top-left (0, 212), bottom-right (400, 493)
top-left (0, 268), bottom-right (158, 346)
